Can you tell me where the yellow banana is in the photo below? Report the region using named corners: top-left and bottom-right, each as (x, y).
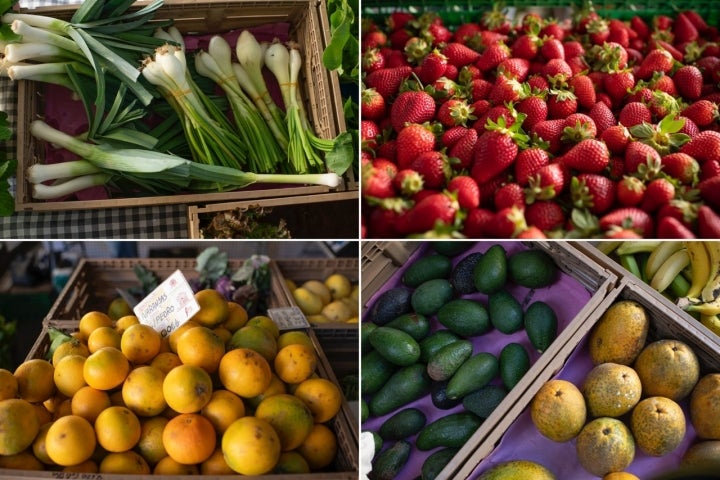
top-left (645, 241), bottom-right (685, 281)
top-left (688, 300), bottom-right (720, 316)
top-left (614, 240), bottom-right (662, 256)
top-left (701, 313), bottom-right (720, 337)
top-left (650, 248), bottom-right (690, 293)
top-left (685, 241), bottom-right (711, 299)
top-left (701, 241), bottom-right (720, 303)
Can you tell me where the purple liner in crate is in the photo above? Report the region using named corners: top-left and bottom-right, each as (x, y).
top-left (362, 241), bottom-right (595, 480)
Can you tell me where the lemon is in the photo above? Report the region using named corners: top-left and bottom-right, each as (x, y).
top-left (324, 274), bottom-right (352, 300)
top-left (300, 281), bottom-right (332, 305)
top-left (321, 300), bottom-right (351, 323)
top-left (292, 288), bottom-right (323, 316)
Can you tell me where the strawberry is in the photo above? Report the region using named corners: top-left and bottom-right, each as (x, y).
top-left (603, 71), bottom-right (635, 106)
top-left (441, 125), bottom-right (469, 148)
top-left (540, 37), bottom-right (566, 60)
top-left (661, 152), bottom-right (699, 185)
top-left (497, 58), bottom-right (531, 81)
top-left (390, 91), bottom-right (436, 133)
top-left (618, 102), bottom-right (652, 127)
top-left (476, 42), bottom-right (511, 72)
top-left (680, 130), bottom-right (720, 163)
top-left (517, 225), bottom-right (548, 238)
top-left (697, 205), bottom-right (720, 238)
top-left (640, 177), bottom-right (675, 212)
top-left (624, 141), bottom-right (662, 175)
top-left (636, 49), bottom-right (674, 81)
top-left (600, 125), bottom-right (631, 154)
top-left (362, 31), bottom-right (387, 51)
top-left (511, 33), bottom-right (540, 60)
top-left (656, 216), bottom-right (696, 238)
top-left (365, 66), bottom-right (412, 100)
top-left (514, 147), bottom-right (550, 186)
top-left (449, 128), bottom-right (479, 170)
top-left (396, 192), bottom-right (458, 234)
top-left (560, 139), bottom-right (610, 173)
top-left (444, 64), bottom-right (459, 82)
top-left (547, 90), bottom-right (578, 119)
top-left (683, 10), bottom-right (709, 33)
top-left (470, 78), bottom-right (494, 102)
top-left (571, 173), bottom-right (615, 214)
top-left (608, 156), bottom-right (626, 181)
top-left (657, 199), bottom-right (697, 230)
top-left (673, 12), bottom-right (699, 44)
top-left (525, 201), bottom-right (565, 231)
top-left (561, 113), bottom-right (598, 144)
top-left (680, 100), bottom-right (719, 127)
top-left (673, 65), bottom-right (703, 101)
top-left (525, 162), bottom-right (567, 202)
top-left (542, 58), bottom-right (573, 80)
top-left (607, 20), bottom-right (630, 48)
top-left (437, 99), bottom-right (476, 128)
top-left (587, 41), bottom-right (629, 72)
top-left (426, 22), bottom-right (452, 46)
top-left (630, 15), bottom-right (651, 40)
top-left (678, 116), bottom-right (700, 138)
top-left (395, 123), bottom-right (436, 169)
top-left (410, 151), bottom-right (451, 189)
top-left (471, 116), bottom-right (529, 184)
top-left (376, 140), bottom-right (397, 162)
top-left (442, 42), bottom-right (481, 67)
top-left (488, 77), bottom-right (525, 106)
top-left (563, 40), bottom-right (586, 59)
top-left (531, 119), bottom-right (566, 154)
top-left (362, 48), bottom-right (386, 73)
top-left (542, 21), bottom-right (567, 42)
top-left (453, 23), bottom-right (482, 44)
top-left (372, 158), bottom-right (398, 179)
top-left (361, 120), bottom-right (381, 152)
top-left (568, 75), bottom-right (597, 110)
top-left (699, 176), bottom-right (720, 210)
top-left (463, 208), bottom-right (495, 238)
top-left (361, 88), bottom-right (386, 121)
top-left (588, 101), bottom-right (617, 135)
top-left (701, 160), bottom-right (720, 181)
top-left (489, 206), bottom-right (528, 238)
top-left (367, 200), bottom-right (408, 238)
top-left (387, 12), bottom-right (415, 32)
top-left (599, 207), bottom-right (654, 236)
top-left (393, 169), bottom-right (424, 197)
top-left (494, 182), bottom-right (525, 210)
top-left (418, 50), bottom-right (449, 84)
top-left (516, 95), bottom-right (549, 132)
top-left (616, 175), bottom-right (646, 206)
top-left (448, 175), bottom-right (480, 210)
top-left (362, 165), bottom-right (395, 199)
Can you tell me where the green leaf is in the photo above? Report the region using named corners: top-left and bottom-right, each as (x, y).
top-left (0, 0), bottom-right (18, 16)
top-left (658, 114), bottom-right (685, 134)
top-left (196, 246), bottom-right (229, 283)
top-left (629, 122), bottom-right (656, 139)
top-left (0, 23), bottom-right (21, 43)
top-left (325, 131), bottom-right (354, 176)
top-left (323, 9), bottom-right (351, 71)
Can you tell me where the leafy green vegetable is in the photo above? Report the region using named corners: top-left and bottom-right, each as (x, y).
top-left (0, 111), bottom-right (16, 217)
top-left (324, 0), bottom-right (358, 83)
top-left (195, 246), bottom-right (229, 285)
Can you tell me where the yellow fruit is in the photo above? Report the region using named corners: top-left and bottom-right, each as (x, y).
top-left (83, 346), bottom-right (130, 391)
top-left (121, 323), bottom-right (162, 365)
top-left (78, 311), bottom-right (113, 341)
top-left (200, 447), bottom-right (234, 474)
top-left (108, 297), bottom-right (133, 322)
top-left (582, 363), bottom-right (642, 418)
top-left (228, 325), bottom-right (278, 363)
top-left (218, 348), bottom-right (272, 398)
top-left (478, 460), bottom-right (556, 479)
top-left (247, 315), bottom-right (280, 339)
top-left (162, 413), bottom-right (216, 465)
top-left (0, 450), bottom-right (44, 470)
top-left (94, 405), bottom-right (142, 452)
top-left (274, 451), bottom-right (311, 473)
top-left (53, 398), bottom-right (73, 419)
top-left (136, 416), bottom-right (169, 466)
top-left (292, 287), bottom-right (323, 315)
top-left (61, 459), bottom-right (98, 473)
top-left (45, 414), bottom-right (96, 466)
top-left (255, 394), bottom-right (315, 451)
top-left (150, 351), bottom-right (183, 374)
top-left (191, 289), bottom-right (229, 328)
top-left (201, 389), bottom-right (246, 435)
top-left (690, 373), bottom-right (720, 439)
top-left (321, 300), bottom-right (352, 323)
top-left (274, 343), bottom-right (317, 384)
top-left (53, 354), bottom-right (88, 397)
top-left (297, 423), bottom-right (337, 469)
top-left (630, 396), bottom-right (686, 456)
top-left (32, 403), bottom-right (53, 426)
top-left (277, 330), bottom-right (314, 350)
top-left (162, 364), bottom-right (213, 414)
top-left (285, 278), bottom-right (297, 291)
top-left (589, 300), bottom-right (649, 366)
top-left (222, 416), bottom-right (281, 475)
top-left (634, 339), bottom-right (700, 401)
top-left (223, 302), bottom-right (249, 332)
top-left (0, 368), bottom-right (18, 401)
top-left (576, 417), bottom-right (635, 477)
top-left (325, 273), bottom-right (352, 300)
top-left (87, 326), bottom-right (122, 353)
top-left (341, 296), bottom-right (359, 317)
top-left (301, 280), bottom-right (332, 305)
top-left (71, 386), bottom-right (111, 423)
top-left (52, 339), bottom-right (90, 365)
top-left (531, 379), bottom-right (587, 442)
top-left (168, 320), bottom-right (200, 353)
top-left (0, 398), bottom-right (40, 455)
top-left (122, 365), bottom-right (167, 417)
top-left (681, 440), bottom-right (720, 468)
top-left (32, 422), bottom-right (56, 465)
top-left (294, 377), bottom-right (343, 423)
top-left (98, 451), bottom-right (150, 474)
top-left (246, 373), bottom-right (288, 410)
top-left (14, 358), bottom-right (55, 403)
top-left (307, 314), bottom-right (332, 325)
top-left (176, 326), bottom-right (225, 373)
top-left (153, 455), bottom-right (199, 474)
top-left (114, 315), bottom-right (140, 334)
top-left (603, 473), bottom-right (640, 480)
top-left (213, 326), bottom-right (232, 345)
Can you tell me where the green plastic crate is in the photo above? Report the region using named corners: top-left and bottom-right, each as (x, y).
top-left (363, 0), bottom-right (719, 27)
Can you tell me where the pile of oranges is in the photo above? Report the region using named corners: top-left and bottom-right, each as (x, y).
top-left (0, 289), bottom-right (345, 475)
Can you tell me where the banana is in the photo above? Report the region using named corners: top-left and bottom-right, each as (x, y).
top-left (619, 253), bottom-right (642, 279)
top-left (687, 300), bottom-right (720, 316)
top-left (615, 240), bottom-right (663, 256)
top-left (645, 241), bottom-right (685, 281)
top-left (650, 248), bottom-right (690, 293)
top-left (701, 313), bottom-right (720, 336)
top-left (685, 241), bottom-right (712, 299)
top-left (701, 241), bottom-right (720, 303)
top-left (596, 240), bottom-right (623, 256)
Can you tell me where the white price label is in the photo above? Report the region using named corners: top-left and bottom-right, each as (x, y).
top-left (267, 307), bottom-right (311, 330)
top-left (133, 270), bottom-right (200, 338)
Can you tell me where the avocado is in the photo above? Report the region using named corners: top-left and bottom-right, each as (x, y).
top-left (431, 241), bottom-right (476, 257)
top-left (385, 312), bottom-right (431, 341)
top-left (361, 350), bottom-right (397, 396)
top-left (437, 298), bottom-right (491, 337)
top-left (508, 249), bottom-right (559, 288)
top-left (419, 330), bottom-right (461, 363)
top-left (426, 339), bottom-right (474, 382)
top-left (370, 440), bottom-right (411, 480)
top-left (499, 342), bottom-right (530, 390)
top-left (473, 244), bottom-right (508, 294)
top-left (369, 363), bottom-right (431, 417)
top-left (368, 326), bottom-right (421, 367)
top-left (524, 301), bottom-right (558, 353)
top-left (416, 412), bottom-right (482, 450)
top-left (361, 322), bottom-right (378, 352)
top-left (450, 251), bottom-right (484, 295)
top-left (411, 278), bottom-right (454, 316)
top-left (402, 254), bottom-right (453, 288)
top-left (446, 352), bottom-right (499, 399)
top-left (488, 290), bottom-right (524, 334)
top-left (431, 379), bottom-right (463, 410)
top-left (421, 447), bottom-right (459, 480)
top-left (369, 287), bottom-right (413, 326)
top-left (378, 407), bottom-right (427, 441)
top-left (462, 384), bottom-right (508, 419)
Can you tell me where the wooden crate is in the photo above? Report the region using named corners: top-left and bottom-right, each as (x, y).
top-left (361, 241), bottom-right (618, 480)
top-left (462, 275), bottom-right (720, 479)
top-left (15, 0), bottom-right (352, 212)
top-left (15, 320), bottom-right (358, 479)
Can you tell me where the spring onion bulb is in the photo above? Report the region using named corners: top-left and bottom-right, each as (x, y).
top-left (32, 173), bottom-right (112, 200)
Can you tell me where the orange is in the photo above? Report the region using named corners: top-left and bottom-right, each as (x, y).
top-left (87, 326), bottom-right (121, 353)
top-left (277, 330), bottom-right (314, 350)
top-left (115, 315), bottom-right (140, 334)
top-left (190, 289), bottom-right (229, 328)
top-left (53, 354), bottom-right (87, 397)
top-left (78, 311), bottom-right (113, 341)
top-left (176, 326), bottom-right (225, 373)
top-left (200, 447), bottom-right (234, 474)
top-left (201, 389), bottom-right (246, 435)
top-left (32, 422), bottom-right (55, 465)
top-left (52, 338), bottom-right (90, 365)
top-left (98, 451), bottom-right (150, 474)
top-left (168, 320), bottom-right (200, 353)
top-left (107, 297), bottom-right (133, 322)
top-left (136, 416), bottom-right (169, 466)
top-left (294, 377), bottom-right (343, 423)
top-left (162, 413), bottom-right (216, 464)
top-left (247, 315), bottom-right (280, 339)
top-left (83, 346), bottom-right (130, 390)
top-left (33, 403), bottom-right (53, 426)
top-left (14, 358), bottom-right (56, 403)
top-left (150, 351), bottom-right (183, 374)
top-left (218, 348), bottom-right (272, 398)
top-left (255, 393), bottom-right (315, 451)
top-left (221, 416), bottom-right (281, 475)
top-left (0, 450), bottom-right (44, 470)
top-left (62, 459), bottom-right (98, 473)
top-left (0, 398), bottom-right (40, 455)
top-left (274, 343), bottom-right (317, 384)
top-left (45, 414), bottom-right (96, 466)
top-left (121, 323), bottom-right (162, 364)
top-left (94, 405), bottom-right (141, 452)
top-left (53, 398), bottom-right (73, 419)
top-left (162, 364), bottom-right (213, 413)
top-left (153, 455), bottom-right (199, 474)
top-left (0, 368), bottom-right (18, 400)
top-left (228, 325), bottom-right (278, 363)
top-left (223, 302), bottom-right (248, 332)
top-left (297, 423), bottom-right (337, 469)
top-left (274, 451), bottom-right (311, 473)
top-left (71, 386), bottom-right (111, 423)
top-left (246, 373), bottom-right (287, 410)
top-left (122, 365), bottom-right (167, 417)
top-left (213, 325), bottom-right (232, 345)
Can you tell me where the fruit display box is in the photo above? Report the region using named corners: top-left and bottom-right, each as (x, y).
top-left (14, 320), bottom-right (358, 480)
top-left (186, 191), bottom-right (359, 239)
top-left (458, 275), bottom-right (720, 479)
top-left (361, 241), bottom-right (618, 480)
top-left (15, 0), bottom-right (352, 212)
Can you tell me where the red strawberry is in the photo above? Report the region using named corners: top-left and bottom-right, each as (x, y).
top-left (701, 160), bottom-right (720, 181)
top-left (636, 49), bottom-right (674, 81)
top-left (387, 12), bottom-right (415, 32)
top-left (681, 100), bottom-right (719, 128)
top-left (362, 31), bottom-right (387, 51)
top-left (426, 22), bottom-right (452, 46)
top-left (418, 50), bottom-right (449, 85)
top-left (372, 158), bottom-right (398, 179)
top-left (607, 20), bottom-right (630, 47)
top-left (476, 42), bottom-right (511, 72)
top-left (531, 119), bottom-right (566, 154)
top-left (511, 34), bottom-right (540, 60)
top-left (396, 192), bottom-right (458, 234)
top-left (410, 151), bottom-right (451, 189)
top-left (395, 123), bottom-right (437, 169)
top-left (365, 66), bottom-right (412, 100)
top-left (489, 206), bottom-right (528, 238)
top-left (630, 16), bottom-right (651, 40)
top-left (471, 117), bottom-right (529, 184)
top-left (547, 90), bottom-right (578, 119)
top-left (441, 42), bottom-right (480, 67)
top-left (656, 216), bottom-right (696, 238)
top-left (362, 165), bottom-right (395, 199)
top-left (616, 175), bottom-right (646, 206)
top-left (603, 71), bottom-right (635, 106)
top-left (678, 116), bottom-right (700, 138)
top-left (526, 162), bottom-right (567, 202)
top-left (560, 139), bottom-right (610, 173)
top-left (673, 12), bottom-right (699, 44)
top-left (463, 207), bottom-right (495, 238)
top-left (600, 125), bottom-right (631, 154)
top-left (599, 207), bottom-right (654, 236)
top-left (448, 176), bottom-right (480, 210)
top-left (470, 78), bottom-right (494, 102)
top-left (608, 156), bottom-right (626, 181)
top-left (525, 201), bottom-right (565, 231)
top-left (674, 65), bottom-right (703, 101)
top-left (568, 75), bottom-right (597, 110)
top-left (640, 177), bottom-right (675, 212)
top-left (393, 169), bottom-right (424, 197)
top-left (514, 148), bottom-right (550, 186)
top-left (488, 77), bottom-right (525, 106)
top-left (657, 199), bottom-right (697, 230)
top-left (362, 48), bottom-right (385, 73)
top-left (376, 140), bottom-right (397, 162)
top-left (453, 22), bottom-right (482, 44)
top-left (449, 128), bottom-right (479, 170)
top-left (680, 130), bottom-right (720, 163)
top-left (624, 141), bottom-right (662, 175)
top-left (661, 152), bottom-right (699, 185)
top-left (367, 201), bottom-right (408, 238)
top-left (683, 10), bottom-right (709, 33)
top-left (494, 182), bottom-right (525, 210)
top-left (497, 58), bottom-right (531, 81)
top-left (571, 173), bottom-right (616, 214)
top-left (516, 95), bottom-right (549, 132)
top-left (588, 101), bottom-right (617, 135)
top-left (618, 102), bottom-right (652, 127)
top-left (517, 225), bottom-right (548, 238)
top-left (541, 21), bottom-right (567, 42)
top-left (698, 205), bottom-right (720, 238)
top-left (390, 91), bottom-right (436, 133)
top-left (361, 88), bottom-right (386, 121)
top-left (542, 58), bottom-right (573, 80)
top-left (563, 40), bottom-right (586, 59)
top-left (437, 99), bottom-right (476, 128)
top-left (360, 120), bottom-right (381, 152)
top-left (561, 113), bottom-right (598, 144)
top-left (699, 176), bottom-right (720, 210)
top-left (441, 126), bottom-right (469, 148)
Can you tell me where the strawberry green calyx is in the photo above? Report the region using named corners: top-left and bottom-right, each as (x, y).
top-left (485, 113), bottom-right (530, 149)
top-left (586, 43), bottom-right (627, 72)
top-left (630, 115), bottom-right (690, 156)
top-left (404, 37), bottom-right (431, 63)
top-left (450, 100), bottom-right (477, 126)
top-left (567, 207), bottom-right (601, 238)
top-left (562, 119), bottom-right (596, 144)
top-left (397, 170), bottom-right (424, 196)
top-left (366, 196), bottom-right (413, 213)
top-left (570, 176), bottom-right (595, 210)
top-left (482, 3), bottom-right (509, 31)
top-left (525, 173), bottom-right (558, 203)
top-left (634, 155), bottom-right (663, 182)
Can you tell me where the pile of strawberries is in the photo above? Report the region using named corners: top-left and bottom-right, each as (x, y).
top-left (360, 4), bottom-right (720, 238)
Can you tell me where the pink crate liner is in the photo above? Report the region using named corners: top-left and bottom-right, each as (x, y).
top-left (362, 242), bottom-right (594, 480)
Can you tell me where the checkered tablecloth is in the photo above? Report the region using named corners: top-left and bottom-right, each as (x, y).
top-left (0, 0), bottom-right (190, 239)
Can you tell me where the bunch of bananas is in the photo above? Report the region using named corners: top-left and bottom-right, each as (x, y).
top-left (599, 241), bottom-right (720, 335)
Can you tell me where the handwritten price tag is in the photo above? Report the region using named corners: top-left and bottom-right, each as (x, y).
top-left (134, 270), bottom-right (200, 337)
top-left (267, 307), bottom-right (311, 330)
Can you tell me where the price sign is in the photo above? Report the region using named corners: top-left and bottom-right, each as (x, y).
top-left (267, 307), bottom-right (311, 330)
top-left (134, 270), bottom-right (200, 338)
